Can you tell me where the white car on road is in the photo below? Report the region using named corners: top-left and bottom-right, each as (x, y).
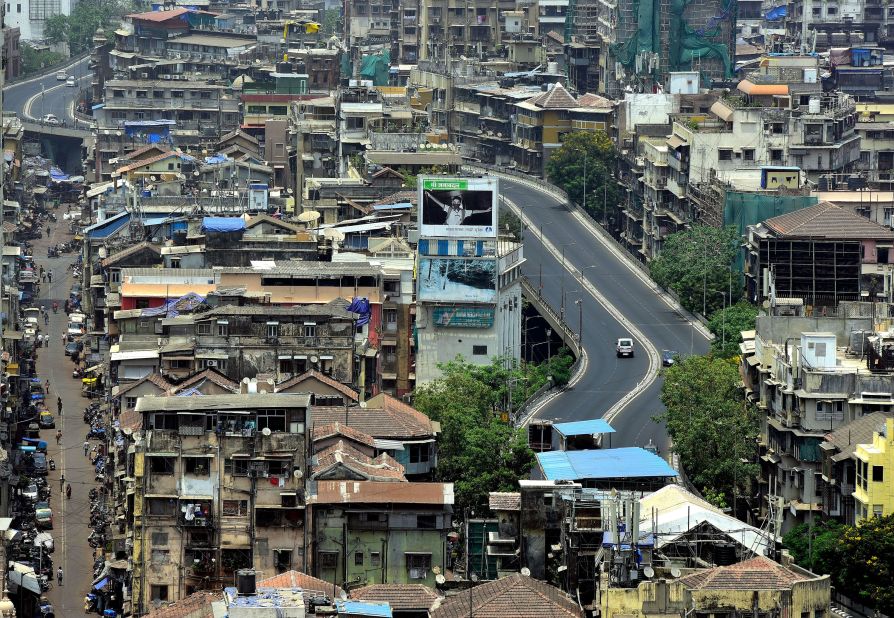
top-left (41, 114), bottom-right (61, 125)
top-left (65, 76), bottom-right (76, 87)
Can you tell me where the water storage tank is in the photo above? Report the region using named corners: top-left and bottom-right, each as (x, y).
top-left (547, 61), bottom-right (559, 74)
top-left (808, 97), bottom-right (821, 114)
top-left (236, 569), bottom-right (256, 595)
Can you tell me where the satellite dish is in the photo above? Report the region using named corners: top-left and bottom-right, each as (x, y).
top-left (359, 401), bottom-right (367, 408)
top-left (520, 567), bottom-right (531, 576)
top-left (296, 210), bottom-right (321, 222)
top-left (643, 566), bottom-right (655, 578)
top-left (310, 355), bottom-right (319, 363)
top-left (435, 574), bottom-right (446, 585)
top-left (470, 573), bottom-right (479, 583)
top-left (323, 228), bottom-right (345, 241)
top-left (261, 427), bottom-right (272, 436)
top-left (432, 566), bottom-right (441, 575)
top-left (150, 175), bottom-right (157, 182)
top-left (293, 468), bottom-right (303, 479)
top-left (670, 567), bottom-right (682, 578)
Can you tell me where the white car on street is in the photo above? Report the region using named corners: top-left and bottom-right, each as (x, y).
top-left (41, 114), bottom-right (61, 125)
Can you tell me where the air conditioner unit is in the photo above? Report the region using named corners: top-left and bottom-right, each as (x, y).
top-left (162, 74), bottom-right (172, 80)
top-left (140, 72), bottom-right (149, 79)
top-left (206, 359), bottom-right (218, 367)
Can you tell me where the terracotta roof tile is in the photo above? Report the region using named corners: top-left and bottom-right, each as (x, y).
top-left (128, 7), bottom-right (191, 22)
top-left (101, 241), bottom-right (161, 267)
top-left (120, 144), bottom-right (169, 161)
top-left (172, 368), bottom-right (240, 394)
top-left (311, 480), bottom-right (453, 505)
top-left (116, 150), bottom-right (182, 174)
top-left (432, 574), bottom-right (583, 618)
top-left (313, 439), bottom-right (406, 481)
top-left (256, 569), bottom-right (344, 597)
top-left (576, 93), bottom-right (614, 109)
top-left (488, 492), bottom-right (521, 512)
top-left (526, 83), bottom-right (578, 109)
top-left (351, 584), bottom-right (441, 611)
top-left (118, 409), bottom-right (143, 432)
top-left (763, 202), bottom-right (894, 240)
top-left (312, 394), bottom-right (435, 440)
top-left (312, 422), bottom-right (376, 448)
top-left (115, 372), bottom-right (174, 398)
top-left (679, 556), bottom-right (809, 590)
top-left (144, 590), bottom-right (222, 617)
top-left (277, 369), bottom-right (359, 401)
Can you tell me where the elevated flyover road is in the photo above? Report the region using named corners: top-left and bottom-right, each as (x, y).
top-left (498, 174), bottom-right (711, 452)
top-left (4, 56), bottom-right (90, 123)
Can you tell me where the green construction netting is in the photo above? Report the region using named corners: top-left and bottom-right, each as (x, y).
top-left (360, 50), bottom-right (391, 86)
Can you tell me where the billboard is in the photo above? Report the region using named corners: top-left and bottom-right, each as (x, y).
top-left (419, 177), bottom-right (498, 238)
top-left (432, 306), bottom-right (495, 328)
top-left (418, 257), bottom-right (496, 303)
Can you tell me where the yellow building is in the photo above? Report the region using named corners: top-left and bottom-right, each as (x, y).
top-left (854, 417), bottom-right (894, 521)
top-left (602, 557), bottom-right (831, 618)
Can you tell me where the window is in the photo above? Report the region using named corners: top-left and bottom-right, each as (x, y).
top-left (873, 504), bottom-right (884, 518)
top-left (125, 396), bottom-right (137, 410)
top-left (151, 532), bottom-right (169, 545)
top-left (384, 309), bottom-right (397, 332)
top-left (150, 585), bottom-right (169, 602)
top-left (771, 149), bottom-right (783, 161)
top-left (266, 322), bottom-right (280, 338)
top-left (185, 457), bottom-right (210, 476)
top-left (222, 500), bottom-right (249, 516)
top-left (472, 345), bottom-right (487, 356)
top-left (150, 549), bottom-right (170, 564)
top-left (370, 552), bottom-right (381, 567)
top-left (417, 514), bottom-right (437, 529)
top-left (217, 321), bottom-right (229, 336)
top-left (873, 466), bottom-right (884, 482)
top-left (409, 443), bottom-right (430, 464)
top-left (148, 456), bottom-right (175, 475)
top-left (406, 553), bottom-right (432, 578)
top-left (172, 90), bottom-right (184, 98)
top-left (225, 459), bottom-right (249, 476)
top-left (136, 90), bottom-right (147, 98)
top-left (266, 459), bottom-right (290, 476)
top-left (355, 552), bottom-right (364, 566)
top-left (257, 409), bottom-right (287, 433)
top-left (743, 149), bottom-right (755, 161)
top-left (827, 5), bottom-right (837, 14)
top-left (718, 149), bottom-right (732, 161)
top-left (303, 324), bottom-right (316, 338)
top-left (147, 498), bottom-right (176, 516)
top-left (319, 551), bottom-right (338, 569)
top-left (273, 549), bottom-right (292, 572)
top-left (153, 90), bottom-right (164, 98)
top-left (200, 91), bottom-right (211, 99)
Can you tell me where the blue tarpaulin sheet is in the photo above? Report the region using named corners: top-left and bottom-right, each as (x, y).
top-left (765, 5), bottom-right (786, 20)
top-left (347, 297), bottom-right (371, 327)
top-left (204, 154), bottom-right (229, 164)
top-left (94, 577), bottom-right (109, 590)
top-left (49, 167), bottom-right (69, 181)
top-left (201, 217), bottom-right (246, 233)
top-left (336, 601), bottom-right (393, 618)
top-left (553, 419), bottom-right (616, 437)
top-left (536, 448), bottom-right (678, 481)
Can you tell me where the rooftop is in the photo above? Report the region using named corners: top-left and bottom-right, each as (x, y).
top-left (144, 590), bottom-right (221, 617)
top-left (277, 369), bottom-right (360, 401)
top-left (312, 394), bottom-right (437, 440)
top-left (350, 584), bottom-right (440, 612)
top-left (680, 556), bottom-right (810, 590)
top-left (169, 33), bottom-right (255, 48)
top-left (762, 201), bottom-right (894, 240)
top-left (823, 411), bottom-right (893, 462)
top-left (488, 492), bottom-right (521, 511)
top-left (127, 7), bottom-right (192, 22)
top-left (524, 83), bottom-right (579, 110)
top-left (313, 440), bottom-right (406, 481)
top-left (135, 392), bottom-right (311, 412)
top-left (312, 421), bottom-right (376, 448)
top-left (552, 418), bottom-right (615, 437)
top-left (432, 574), bottom-right (582, 618)
top-left (536, 447), bottom-right (678, 481)
top-left (256, 569), bottom-right (343, 597)
top-left (311, 480), bottom-right (454, 505)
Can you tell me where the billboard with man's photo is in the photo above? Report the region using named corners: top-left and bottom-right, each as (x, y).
top-left (419, 177), bottom-right (499, 238)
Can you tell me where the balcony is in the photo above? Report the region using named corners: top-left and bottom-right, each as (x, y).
top-left (178, 501), bottom-right (213, 527)
top-left (254, 432), bottom-right (304, 455)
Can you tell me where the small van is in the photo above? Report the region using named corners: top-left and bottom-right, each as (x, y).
top-left (55, 70), bottom-right (67, 81)
top-left (616, 337), bottom-right (634, 358)
top-left (67, 312), bottom-right (86, 337)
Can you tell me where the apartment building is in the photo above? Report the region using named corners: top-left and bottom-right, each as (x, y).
top-left (127, 392), bottom-right (310, 613)
top-left (785, 0), bottom-right (881, 51)
top-left (419, 0), bottom-right (506, 63)
top-left (853, 416), bottom-right (894, 520)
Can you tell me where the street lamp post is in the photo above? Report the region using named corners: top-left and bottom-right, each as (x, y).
top-left (575, 299), bottom-right (583, 344)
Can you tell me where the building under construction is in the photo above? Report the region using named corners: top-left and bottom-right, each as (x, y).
top-left (564, 0), bottom-right (736, 97)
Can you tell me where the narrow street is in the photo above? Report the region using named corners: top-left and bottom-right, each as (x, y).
top-left (31, 220), bottom-right (95, 612)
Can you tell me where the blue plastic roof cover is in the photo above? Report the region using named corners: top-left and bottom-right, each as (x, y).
top-left (553, 419), bottom-right (615, 437)
top-left (201, 217), bottom-right (246, 233)
top-left (372, 202), bottom-right (412, 211)
top-left (94, 577), bottom-right (110, 590)
top-left (536, 447), bottom-right (678, 481)
top-left (336, 601), bottom-right (393, 617)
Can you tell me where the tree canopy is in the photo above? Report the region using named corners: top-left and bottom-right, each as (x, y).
top-left (21, 43), bottom-right (66, 77)
top-left (656, 355), bottom-right (758, 502)
top-left (545, 131), bottom-right (621, 222)
top-left (45, 0), bottom-right (126, 54)
top-left (707, 301), bottom-right (759, 358)
top-left (650, 225), bottom-right (742, 316)
top-left (782, 518), bottom-right (846, 576)
top-left (412, 353), bottom-right (572, 514)
top-left (835, 514), bottom-right (894, 613)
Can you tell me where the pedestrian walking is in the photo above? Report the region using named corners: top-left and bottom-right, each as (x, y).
top-left (44, 379), bottom-right (50, 392)
top-left (47, 270), bottom-right (52, 284)
top-left (56, 567), bottom-right (63, 586)
top-left (43, 313), bottom-right (48, 326)
top-left (40, 272), bottom-right (46, 283)
top-left (84, 440), bottom-right (89, 456)
top-left (59, 474), bottom-right (64, 491)
top-left (57, 396), bottom-right (62, 415)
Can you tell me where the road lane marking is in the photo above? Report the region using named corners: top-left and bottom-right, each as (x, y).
top-left (502, 194), bottom-right (660, 426)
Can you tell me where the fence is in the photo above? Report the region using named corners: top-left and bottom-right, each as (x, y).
top-left (833, 591), bottom-right (889, 618)
top-left (8, 51), bottom-right (90, 85)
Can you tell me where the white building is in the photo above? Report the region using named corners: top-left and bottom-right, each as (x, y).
top-left (4, 0), bottom-right (75, 41)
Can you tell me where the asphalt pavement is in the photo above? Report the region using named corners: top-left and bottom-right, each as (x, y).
top-left (30, 219), bottom-right (96, 611)
top-left (3, 56), bottom-right (90, 123)
top-left (500, 177), bottom-right (711, 451)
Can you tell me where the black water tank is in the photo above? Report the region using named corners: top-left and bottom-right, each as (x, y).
top-left (712, 543), bottom-right (737, 566)
top-left (236, 569), bottom-right (256, 595)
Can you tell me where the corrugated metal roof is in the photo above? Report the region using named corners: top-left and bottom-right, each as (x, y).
top-left (135, 393), bottom-right (310, 411)
top-left (337, 601), bottom-right (393, 618)
top-left (552, 419), bottom-right (615, 437)
top-left (311, 481), bottom-right (453, 505)
top-left (536, 448), bottom-right (678, 481)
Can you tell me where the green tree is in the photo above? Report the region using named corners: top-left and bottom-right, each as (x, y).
top-left (413, 357), bottom-right (545, 514)
top-left (20, 43), bottom-right (65, 77)
top-left (835, 514), bottom-right (894, 613)
top-left (545, 130), bottom-right (621, 222)
top-left (650, 225), bottom-right (742, 315)
top-left (322, 8), bottom-right (340, 36)
top-left (782, 518), bottom-right (845, 576)
top-left (707, 301), bottom-right (759, 358)
top-left (43, 14), bottom-right (70, 46)
top-left (655, 355), bottom-right (758, 502)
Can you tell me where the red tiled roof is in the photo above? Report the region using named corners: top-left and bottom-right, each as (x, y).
top-left (277, 369), bottom-right (359, 401)
top-left (313, 439), bottom-right (406, 481)
top-left (257, 570), bottom-right (344, 597)
top-left (680, 556), bottom-right (809, 590)
top-left (128, 7), bottom-right (191, 22)
top-left (312, 422), bottom-right (376, 448)
top-left (118, 409), bottom-right (143, 432)
top-left (351, 584), bottom-right (441, 611)
top-left (172, 368), bottom-right (239, 394)
top-left (432, 574), bottom-right (583, 618)
top-left (763, 202), bottom-right (894, 240)
top-left (120, 144), bottom-right (169, 161)
top-left (144, 590), bottom-right (222, 618)
top-left (312, 394), bottom-right (436, 440)
top-left (488, 492), bottom-right (521, 512)
top-left (526, 83), bottom-right (578, 109)
top-left (576, 93), bottom-right (614, 109)
top-left (116, 150), bottom-right (181, 174)
top-left (311, 481), bottom-right (453, 505)
top-left (101, 241), bottom-right (161, 267)
top-left (116, 372), bottom-right (174, 398)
